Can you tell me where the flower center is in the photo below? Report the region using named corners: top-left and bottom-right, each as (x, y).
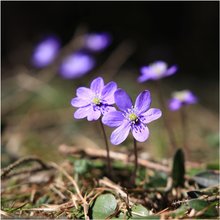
top-left (173, 90), bottom-right (189, 101)
top-left (129, 113), bottom-right (138, 122)
top-left (92, 97), bottom-right (101, 105)
top-left (151, 62), bottom-right (167, 75)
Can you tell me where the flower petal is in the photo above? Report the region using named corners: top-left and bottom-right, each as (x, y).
top-left (114, 89), bottom-right (132, 111)
top-left (185, 92), bottom-right (198, 104)
top-left (132, 124), bottom-right (149, 142)
top-left (76, 87), bottom-right (94, 100)
top-left (102, 110), bottom-right (124, 127)
top-left (101, 106), bottom-right (116, 115)
top-left (74, 105), bottom-right (91, 119)
top-left (168, 99), bottom-right (181, 111)
top-left (138, 67), bottom-right (152, 82)
top-left (141, 108), bottom-right (162, 124)
top-left (110, 121), bottom-right (130, 145)
top-left (164, 65), bottom-right (178, 77)
top-left (101, 81), bottom-right (117, 104)
top-left (71, 97), bottom-right (90, 107)
top-left (87, 109), bottom-right (101, 121)
top-left (90, 77), bottom-right (104, 94)
top-left (134, 90), bottom-right (151, 114)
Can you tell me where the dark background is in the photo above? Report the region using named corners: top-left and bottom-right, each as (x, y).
top-left (2, 1), bottom-right (219, 110)
top-left (1, 1), bottom-right (219, 163)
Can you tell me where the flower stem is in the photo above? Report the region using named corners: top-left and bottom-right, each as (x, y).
top-left (99, 119), bottom-right (112, 177)
top-left (132, 137), bottom-right (138, 185)
top-left (155, 80), bottom-right (177, 151)
top-left (180, 106), bottom-right (189, 158)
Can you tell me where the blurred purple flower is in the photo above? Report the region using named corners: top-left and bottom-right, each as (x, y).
top-left (60, 52), bottom-right (95, 79)
top-left (102, 89), bottom-right (162, 145)
top-left (138, 61), bottom-right (178, 82)
top-left (168, 90), bottom-right (198, 111)
top-left (71, 77), bottom-right (117, 121)
top-left (32, 36), bottom-right (60, 68)
top-left (84, 32), bottom-right (111, 52)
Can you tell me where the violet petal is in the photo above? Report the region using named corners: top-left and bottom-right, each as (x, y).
top-left (102, 110), bottom-right (124, 127)
top-left (141, 108), bottom-right (162, 124)
top-left (76, 87), bottom-right (94, 100)
top-left (169, 99), bottom-right (182, 111)
top-left (90, 77), bottom-right (104, 94)
top-left (101, 81), bottom-right (117, 104)
top-left (135, 90), bottom-right (151, 114)
top-left (74, 106), bottom-right (91, 119)
top-left (114, 89), bottom-right (132, 111)
top-left (71, 97), bottom-right (90, 107)
top-left (132, 125), bottom-right (149, 142)
top-left (110, 121), bottom-right (130, 145)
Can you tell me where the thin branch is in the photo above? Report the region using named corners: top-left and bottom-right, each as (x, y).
top-left (1, 156), bottom-right (50, 178)
top-left (58, 144), bottom-right (170, 173)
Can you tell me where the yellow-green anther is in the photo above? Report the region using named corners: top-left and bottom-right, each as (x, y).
top-left (92, 97), bottom-right (101, 105)
top-left (129, 113), bottom-right (138, 121)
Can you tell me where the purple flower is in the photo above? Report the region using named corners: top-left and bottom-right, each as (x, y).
top-left (138, 61), bottom-right (178, 82)
top-left (59, 52), bottom-right (95, 79)
top-left (84, 32), bottom-right (111, 52)
top-left (32, 36), bottom-right (60, 68)
top-left (168, 90), bottom-right (198, 111)
top-left (71, 77), bottom-right (117, 121)
top-left (102, 89), bottom-right (162, 145)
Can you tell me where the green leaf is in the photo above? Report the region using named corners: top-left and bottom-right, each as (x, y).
top-left (91, 193), bottom-right (117, 219)
top-left (172, 148), bottom-right (185, 187)
top-left (131, 204), bottom-right (150, 218)
top-left (74, 159), bottom-right (91, 175)
top-left (206, 162), bottom-right (220, 170)
top-left (188, 199), bottom-right (218, 217)
top-left (170, 204), bottom-right (188, 218)
top-left (145, 171), bottom-right (167, 188)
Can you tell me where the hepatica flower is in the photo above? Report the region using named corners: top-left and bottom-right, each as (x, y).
top-left (71, 77), bottom-right (117, 121)
top-left (169, 90), bottom-right (198, 111)
top-left (32, 36), bottom-right (60, 68)
top-left (102, 89), bottom-right (162, 145)
top-left (60, 52), bottom-right (95, 79)
top-left (84, 32), bottom-right (111, 52)
top-left (138, 61), bottom-right (178, 82)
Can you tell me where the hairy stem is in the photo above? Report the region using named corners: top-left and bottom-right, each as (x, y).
top-left (99, 119), bottom-right (112, 177)
top-left (155, 80), bottom-right (177, 151)
top-left (132, 138), bottom-right (138, 185)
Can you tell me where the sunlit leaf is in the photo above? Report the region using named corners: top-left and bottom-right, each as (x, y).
top-left (131, 204), bottom-right (150, 218)
top-left (188, 199), bottom-right (218, 217)
top-left (91, 193), bottom-right (117, 219)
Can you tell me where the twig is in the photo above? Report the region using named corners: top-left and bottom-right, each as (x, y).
top-left (99, 177), bottom-right (132, 205)
top-left (1, 156), bottom-right (50, 178)
top-left (49, 162), bottom-right (89, 220)
top-left (59, 144), bottom-right (170, 173)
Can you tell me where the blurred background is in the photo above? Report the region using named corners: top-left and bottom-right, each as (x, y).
top-left (1, 2), bottom-right (219, 167)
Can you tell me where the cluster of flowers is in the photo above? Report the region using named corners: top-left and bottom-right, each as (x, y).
top-left (31, 33), bottom-right (111, 79)
top-left (32, 31), bottom-right (197, 116)
top-left (71, 77), bottom-right (162, 145)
